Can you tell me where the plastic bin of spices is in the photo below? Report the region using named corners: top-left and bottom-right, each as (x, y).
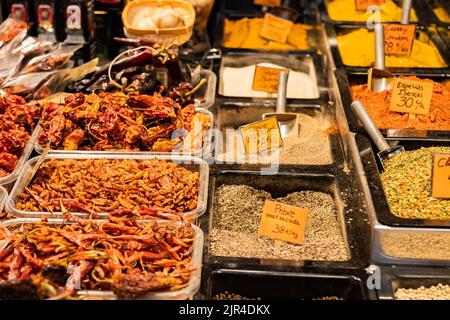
top-left (2, 218), bottom-right (204, 300)
top-left (6, 152), bottom-right (209, 221)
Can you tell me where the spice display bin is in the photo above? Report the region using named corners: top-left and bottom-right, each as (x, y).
top-left (0, 126), bottom-right (40, 189)
top-left (353, 134), bottom-right (450, 265)
top-left (34, 107), bottom-right (215, 159)
top-left (326, 24), bottom-right (450, 75)
top-left (335, 69), bottom-right (450, 140)
top-left (6, 153), bottom-right (209, 221)
top-left (204, 269), bottom-right (374, 300)
top-left (376, 265), bottom-right (450, 300)
top-left (1, 218), bottom-right (204, 300)
top-left (422, 0), bottom-right (450, 26)
top-left (193, 69), bottom-right (217, 109)
top-left (318, 0), bottom-right (428, 25)
top-left (199, 170), bottom-right (372, 272)
top-left (209, 102), bottom-right (345, 171)
top-left (213, 11), bottom-right (320, 55)
top-left (217, 52), bottom-right (329, 103)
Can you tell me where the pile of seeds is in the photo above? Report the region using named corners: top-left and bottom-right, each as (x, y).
top-left (381, 147), bottom-right (450, 220)
top-left (395, 284), bottom-right (450, 300)
top-left (312, 296), bottom-right (344, 300)
top-left (213, 292), bottom-right (261, 300)
top-left (381, 232), bottom-right (450, 260)
top-left (210, 185), bottom-right (349, 261)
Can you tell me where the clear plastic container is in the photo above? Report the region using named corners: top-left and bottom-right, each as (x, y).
top-left (195, 69), bottom-right (216, 109)
top-left (6, 153), bottom-right (209, 221)
top-left (0, 186), bottom-right (7, 212)
top-left (34, 107), bottom-right (214, 159)
top-left (2, 218), bottom-right (204, 300)
top-left (0, 125), bottom-right (41, 187)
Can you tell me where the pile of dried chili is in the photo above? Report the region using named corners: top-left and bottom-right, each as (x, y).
top-left (0, 93), bottom-right (40, 177)
top-left (16, 158), bottom-right (200, 219)
top-left (37, 91), bottom-right (211, 152)
top-left (0, 215), bottom-right (196, 299)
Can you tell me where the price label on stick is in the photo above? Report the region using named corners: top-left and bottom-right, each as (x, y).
top-left (254, 0), bottom-right (281, 6)
top-left (355, 0), bottom-right (386, 11)
top-left (252, 66), bottom-right (289, 93)
top-left (389, 78), bottom-right (433, 115)
top-left (384, 24), bottom-right (416, 56)
top-left (240, 117), bottom-right (283, 154)
top-left (259, 13), bottom-right (294, 44)
top-left (259, 200), bottom-right (308, 244)
top-left (431, 153), bottom-right (450, 199)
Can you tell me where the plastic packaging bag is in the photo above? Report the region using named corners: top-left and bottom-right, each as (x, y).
top-left (1, 71), bottom-right (55, 96)
top-left (0, 53), bottom-right (24, 86)
top-left (0, 18), bottom-right (29, 49)
top-left (13, 37), bottom-right (54, 59)
top-left (22, 44), bottom-right (82, 73)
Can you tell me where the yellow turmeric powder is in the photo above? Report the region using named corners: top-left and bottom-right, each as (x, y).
top-left (337, 29), bottom-right (447, 68)
top-left (326, 0), bottom-right (418, 22)
top-left (223, 18), bottom-right (311, 50)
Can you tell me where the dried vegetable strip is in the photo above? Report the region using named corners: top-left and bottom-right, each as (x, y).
top-left (0, 213), bottom-right (196, 299)
top-left (16, 159), bottom-right (200, 220)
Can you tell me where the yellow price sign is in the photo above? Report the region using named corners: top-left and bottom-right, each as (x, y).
top-left (389, 78), bottom-right (433, 116)
top-left (259, 13), bottom-right (294, 44)
top-left (355, 0), bottom-right (386, 11)
top-left (259, 200), bottom-right (309, 245)
top-left (384, 24), bottom-right (416, 57)
top-left (252, 65), bottom-right (289, 93)
top-left (254, 0), bottom-right (281, 6)
top-left (431, 153), bottom-right (450, 199)
top-left (239, 117), bottom-right (283, 154)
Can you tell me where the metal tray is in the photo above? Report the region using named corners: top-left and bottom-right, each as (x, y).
top-left (203, 269), bottom-right (373, 300)
top-left (215, 51), bottom-right (329, 104)
top-left (326, 24), bottom-right (450, 75)
top-left (214, 11), bottom-right (320, 55)
top-left (422, 0), bottom-right (450, 26)
top-left (194, 69), bottom-right (217, 109)
top-left (319, 0), bottom-right (426, 25)
top-left (377, 265), bottom-right (450, 299)
top-left (2, 218), bottom-right (204, 300)
top-left (34, 107), bottom-right (215, 159)
top-left (353, 134), bottom-right (450, 265)
top-left (0, 126), bottom-right (40, 188)
top-left (335, 69), bottom-right (450, 140)
top-left (199, 170), bottom-right (372, 271)
top-left (6, 153), bottom-right (209, 221)
top-left (209, 102), bottom-right (346, 172)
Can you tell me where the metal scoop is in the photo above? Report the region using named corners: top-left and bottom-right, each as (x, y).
top-left (370, 23), bottom-right (395, 93)
top-left (262, 72), bottom-right (298, 138)
top-left (351, 100), bottom-right (404, 168)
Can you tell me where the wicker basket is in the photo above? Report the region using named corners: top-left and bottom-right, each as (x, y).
top-left (122, 0), bottom-right (196, 46)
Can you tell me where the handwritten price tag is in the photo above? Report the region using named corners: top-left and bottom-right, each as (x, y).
top-left (431, 153), bottom-right (450, 199)
top-left (252, 65), bottom-right (289, 93)
top-left (389, 78), bottom-right (433, 115)
top-left (384, 24), bottom-right (416, 56)
top-left (259, 13), bottom-right (294, 44)
top-left (240, 117), bottom-right (283, 154)
top-left (259, 200), bottom-right (308, 244)
top-left (355, 0), bottom-right (386, 11)
top-left (254, 0), bottom-right (281, 6)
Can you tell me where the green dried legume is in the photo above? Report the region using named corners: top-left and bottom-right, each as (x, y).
top-left (381, 147), bottom-right (450, 220)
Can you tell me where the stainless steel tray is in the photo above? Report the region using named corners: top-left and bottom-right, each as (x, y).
top-left (6, 153), bottom-right (209, 220)
top-left (2, 218), bottom-right (204, 300)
